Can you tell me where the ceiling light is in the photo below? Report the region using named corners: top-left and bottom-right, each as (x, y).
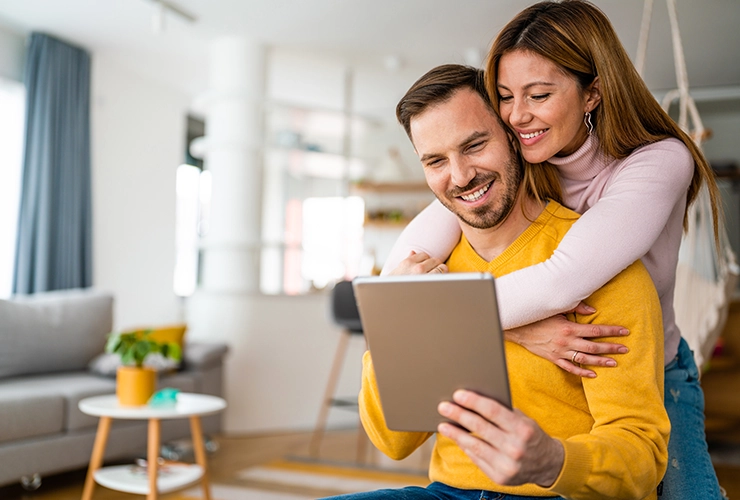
top-left (147, 0), bottom-right (197, 34)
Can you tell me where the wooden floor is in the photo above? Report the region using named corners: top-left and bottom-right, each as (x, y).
top-left (0, 428), bottom-right (420, 500)
top-left (1, 428), bottom-right (739, 499)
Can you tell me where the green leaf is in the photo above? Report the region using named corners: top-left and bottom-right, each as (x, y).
top-left (121, 349), bottom-right (135, 366)
top-left (105, 329), bottom-right (184, 367)
top-left (104, 333), bottom-right (121, 354)
top-left (168, 342), bottom-right (182, 362)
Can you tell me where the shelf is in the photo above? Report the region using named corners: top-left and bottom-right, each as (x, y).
top-left (350, 181), bottom-right (430, 193)
top-left (265, 147), bottom-right (367, 180)
top-left (94, 463), bottom-right (203, 494)
top-left (364, 219), bottom-right (412, 228)
top-left (713, 161), bottom-right (740, 180)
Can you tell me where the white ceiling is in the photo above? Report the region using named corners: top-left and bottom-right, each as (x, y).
top-left (0, 0), bottom-right (738, 98)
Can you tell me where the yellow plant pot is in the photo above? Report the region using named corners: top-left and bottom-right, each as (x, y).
top-left (116, 366), bottom-right (157, 406)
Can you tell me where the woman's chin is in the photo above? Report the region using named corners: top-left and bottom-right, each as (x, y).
top-left (521, 149), bottom-right (552, 164)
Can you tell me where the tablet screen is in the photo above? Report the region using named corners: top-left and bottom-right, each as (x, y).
top-left (353, 272), bottom-right (511, 432)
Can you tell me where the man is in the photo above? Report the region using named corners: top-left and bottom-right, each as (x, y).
top-left (324, 65), bottom-right (669, 500)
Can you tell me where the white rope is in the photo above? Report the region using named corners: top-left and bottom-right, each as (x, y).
top-left (637, 0), bottom-right (738, 368)
top-left (667, 0), bottom-right (691, 132)
top-left (634, 0), bottom-right (654, 77)
top-left (652, 0), bottom-right (705, 146)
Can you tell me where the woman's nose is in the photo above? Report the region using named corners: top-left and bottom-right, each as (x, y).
top-left (507, 99), bottom-right (530, 128)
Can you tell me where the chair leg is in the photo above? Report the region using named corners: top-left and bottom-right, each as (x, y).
top-left (310, 329), bottom-right (351, 457)
top-left (356, 416), bottom-right (369, 464)
top-left (355, 336), bottom-right (370, 464)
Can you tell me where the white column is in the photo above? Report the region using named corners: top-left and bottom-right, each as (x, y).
top-left (192, 36), bottom-right (265, 293)
top-left (187, 37), bottom-right (267, 433)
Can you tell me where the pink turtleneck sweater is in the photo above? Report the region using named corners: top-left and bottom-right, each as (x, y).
top-left (382, 136), bottom-right (693, 364)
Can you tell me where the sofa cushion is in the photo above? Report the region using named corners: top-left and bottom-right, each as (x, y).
top-left (1, 372), bottom-right (117, 432)
top-left (0, 289), bottom-right (113, 379)
top-left (0, 384), bottom-right (64, 443)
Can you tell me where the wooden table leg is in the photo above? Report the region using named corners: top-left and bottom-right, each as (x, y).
top-left (147, 418), bottom-right (160, 500)
top-left (189, 416), bottom-right (212, 500)
top-left (81, 416), bottom-right (112, 500)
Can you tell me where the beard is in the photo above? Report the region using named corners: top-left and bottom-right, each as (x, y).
top-left (436, 157), bottom-right (522, 230)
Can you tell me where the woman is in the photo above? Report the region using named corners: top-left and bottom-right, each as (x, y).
top-left (384, 1), bottom-right (724, 498)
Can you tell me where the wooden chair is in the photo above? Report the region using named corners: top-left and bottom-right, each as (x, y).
top-left (310, 280), bottom-right (369, 461)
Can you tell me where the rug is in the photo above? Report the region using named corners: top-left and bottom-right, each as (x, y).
top-left (177, 458), bottom-right (430, 499)
top-left (179, 483), bottom-right (312, 499)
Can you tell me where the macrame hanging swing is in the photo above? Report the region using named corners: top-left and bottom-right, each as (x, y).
top-left (636, 0), bottom-right (740, 369)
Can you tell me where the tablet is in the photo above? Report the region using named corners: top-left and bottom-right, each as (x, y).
top-left (352, 272), bottom-right (511, 432)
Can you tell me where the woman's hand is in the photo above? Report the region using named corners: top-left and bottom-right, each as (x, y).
top-left (506, 302), bottom-right (629, 378)
top-left (388, 250), bottom-right (448, 276)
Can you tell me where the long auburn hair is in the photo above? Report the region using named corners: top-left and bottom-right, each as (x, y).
top-left (396, 64), bottom-right (563, 206)
top-left (485, 0), bottom-right (721, 242)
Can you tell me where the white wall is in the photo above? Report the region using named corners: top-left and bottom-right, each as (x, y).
top-left (700, 99), bottom-right (740, 164)
top-left (0, 23), bottom-right (24, 82)
top-left (91, 53), bottom-right (190, 329)
top-left (700, 99), bottom-right (740, 258)
top-left (186, 291), bottom-right (367, 433)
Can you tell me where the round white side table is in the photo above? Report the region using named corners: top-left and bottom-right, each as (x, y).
top-left (78, 393), bottom-right (226, 500)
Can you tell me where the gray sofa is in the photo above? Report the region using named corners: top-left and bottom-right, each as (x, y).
top-left (0, 288), bottom-right (228, 489)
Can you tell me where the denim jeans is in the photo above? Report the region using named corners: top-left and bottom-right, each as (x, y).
top-left (320, 482), bottom-right (557, 500)
top-left (661, 337), bottom-right (725, 499)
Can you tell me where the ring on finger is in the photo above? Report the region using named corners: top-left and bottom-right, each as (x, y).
top-left (572, 351), bottom-right (579, 364)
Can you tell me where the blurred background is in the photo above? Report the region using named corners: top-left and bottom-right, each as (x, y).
top-left (0, 0), bottom-right (738, 436)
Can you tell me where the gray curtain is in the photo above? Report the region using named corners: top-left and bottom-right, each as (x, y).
top-left (13, 33), bottom-right (92, 294)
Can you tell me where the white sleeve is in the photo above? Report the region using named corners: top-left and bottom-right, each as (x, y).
top-left (496, 140), bottom-right (694, 329)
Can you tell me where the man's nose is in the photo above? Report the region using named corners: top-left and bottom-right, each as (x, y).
top-left (450, 156), bottom-right (476, 188)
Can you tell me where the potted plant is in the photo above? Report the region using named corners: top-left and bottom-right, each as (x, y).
top-left (105, 330), bottom-right (182, 406)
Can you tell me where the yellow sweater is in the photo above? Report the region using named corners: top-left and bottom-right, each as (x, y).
top-left (359, 201), bottom-right (670, 499)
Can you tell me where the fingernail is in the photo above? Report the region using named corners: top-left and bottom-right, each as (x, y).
top-left (587, 372), bottom-right (597, 378)
top-left (584, 305), bottom-right (596, 313)
top-left (620, 329), bottom-right (630, 335)
top-left (438, 402), bottom-right (452, 415)
top-left (606, 360), bottom-right (617, 367)
top-left (453, 390), bottom-right (468, 402)
top-left (618, 347), bottom-right (629, 354)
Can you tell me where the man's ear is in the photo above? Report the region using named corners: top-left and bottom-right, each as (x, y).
top-left (585, 76), bottom-right (601, 113)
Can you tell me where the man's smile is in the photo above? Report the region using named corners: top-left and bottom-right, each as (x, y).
top-left (459, 181), bottom-right (493, 202)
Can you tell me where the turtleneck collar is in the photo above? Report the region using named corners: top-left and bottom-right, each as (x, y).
top-left (546, 135), bottom-right (611, 181)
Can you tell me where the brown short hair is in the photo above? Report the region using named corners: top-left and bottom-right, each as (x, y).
top-left (396, 64), bottom-right (492, 141)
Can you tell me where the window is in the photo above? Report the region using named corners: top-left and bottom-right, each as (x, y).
top-left (260, 105), bottom-right (369, 295)
top-left (173, 164), bottom-right (211, 297)
top-left (272, 195), bottom-right (365, 295)
top-left (0, 78), bottom-right (25, 298)
top-left (173, 116), bottom-right (207, 297)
